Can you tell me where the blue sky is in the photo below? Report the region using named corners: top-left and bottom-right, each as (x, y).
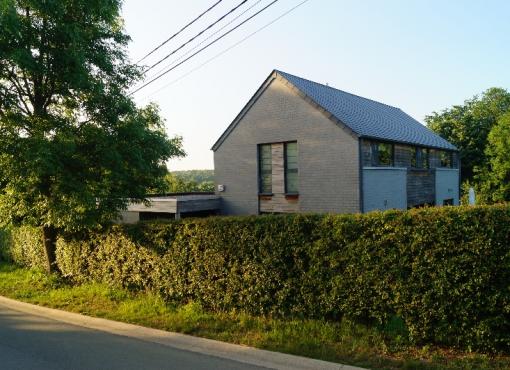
top-left (122, 0), bottom-right (510, 170)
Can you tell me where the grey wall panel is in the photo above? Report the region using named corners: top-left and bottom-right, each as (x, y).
top-left (363, 168), bottom-right (407, 212)
top-left (435, 169), bottom-right (460, 205)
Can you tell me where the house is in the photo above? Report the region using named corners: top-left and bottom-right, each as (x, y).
top-left (212, 70), bottom-right (460, 215)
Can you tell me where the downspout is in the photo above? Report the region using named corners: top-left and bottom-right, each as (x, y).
top-left (358, 139), bottom-right (364, 213)
top-left (458, 154), bottom-right (462, 205)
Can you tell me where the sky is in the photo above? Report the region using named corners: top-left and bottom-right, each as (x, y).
top-left (122, 0), bottom-right (510, 171)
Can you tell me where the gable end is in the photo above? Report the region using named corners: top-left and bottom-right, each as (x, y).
top-left (211, 70), bottom-right (360, 152)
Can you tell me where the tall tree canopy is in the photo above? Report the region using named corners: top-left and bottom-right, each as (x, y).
top-left (0, 0), bottom-right (184, 271)
top-left (477, 112), bottom-right (510, 203)
top-left (425, 88), bottom-right (510, 181)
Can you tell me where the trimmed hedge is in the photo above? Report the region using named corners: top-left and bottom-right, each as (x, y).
top-left (1, 205), bottom-right (510, 352)
top-left (0, 226), bottom-right (46, 269)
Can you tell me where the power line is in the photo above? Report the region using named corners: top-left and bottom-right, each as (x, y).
top-left (145, 0), bottom-right (265, 82)
top-left (130, 0), bottom-right (280, 96)
top-left (143, 0), bottom-right (250, 75)
top-left (139, 0), bottom-right (311, 102)
top-left (136, 0), bottom-right (223, 64)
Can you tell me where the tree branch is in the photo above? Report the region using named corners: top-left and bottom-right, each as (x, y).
top-left (21, 70), bottom-right (36, 108)
top-left (6, 69), bottom-right (32, 115)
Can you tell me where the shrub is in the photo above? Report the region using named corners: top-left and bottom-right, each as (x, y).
top-left (3, 205), bottom-right (510, 352)
top-left (0, 226), bottom-right (46, 269)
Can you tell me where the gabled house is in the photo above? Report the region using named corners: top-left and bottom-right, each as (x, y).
top-left (212, 70), bottom-right (459, 215)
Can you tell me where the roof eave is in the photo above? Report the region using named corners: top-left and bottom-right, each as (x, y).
top-left (358, 135), bottom-right (458, 151)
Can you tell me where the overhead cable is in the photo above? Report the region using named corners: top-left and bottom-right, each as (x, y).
top-left (143, 0), bottom-right (250, 74)
top-left (139, 0), bottom-right (311, 101)
top-left (145, 0), bottom-right (265, 81)
top-left (136, 0), bottom-right (224, 64)
top-left (130, 0), bottom-right (280, 95)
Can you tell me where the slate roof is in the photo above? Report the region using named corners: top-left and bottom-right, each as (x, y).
top-left (276, 70), bottom-right (457, 151)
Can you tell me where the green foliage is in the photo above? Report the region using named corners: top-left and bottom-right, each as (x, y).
top-left (0, 0), bottom-right (184, 232)
top-left (0, 227), bottom-right (12, 262)
top-left (425, 88), bottom-right (510, 181)
top-left (0, 225), bottom-right (45, 268)
top-left (5, 263), bottom-right (509, 370)
top-left (4, 205), bottom-right (510, 352)
top-left (171, 170), bottom-right (214, 184)
top-left (476, 113), bottom-right (510, 203)
top-left (164, 170), bottom-right (215, 193)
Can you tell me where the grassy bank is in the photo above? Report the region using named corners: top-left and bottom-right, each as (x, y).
top-left (0, 263), bottom-right (508, 370)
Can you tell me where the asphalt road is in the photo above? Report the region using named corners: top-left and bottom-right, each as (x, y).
top-left (0, 304), bottom-right (268, 370)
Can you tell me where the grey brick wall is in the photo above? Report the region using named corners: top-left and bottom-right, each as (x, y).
top-left (214, 76), bottom-right (360, 215)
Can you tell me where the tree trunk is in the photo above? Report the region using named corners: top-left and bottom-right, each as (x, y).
top-left (42, 226), bottom-right (58, 274)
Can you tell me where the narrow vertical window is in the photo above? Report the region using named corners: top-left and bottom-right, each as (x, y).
top-left (285, 142), bottom-right (298, 193)
top-left (421, 148), bottom-right (429, 169)
top-left (259, 144), bottom-right (272, 193)
top-left (371, 142), bottom-right (393, 166)
top-left (413, 147), bottom-right (429, 168)
top-left (440, 151), bottom-right (452, 168)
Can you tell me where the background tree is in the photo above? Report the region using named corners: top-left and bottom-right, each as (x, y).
top-left (0, 0), bottom-right (184, 272)
top-left (171, 169), bottom-right (214, 184)
top-left (476, 112), bottom-right (510, 203)
top-left (164, 171), bottom-right (215, 193)
top-left (425, 88), bottom-right (510, 181)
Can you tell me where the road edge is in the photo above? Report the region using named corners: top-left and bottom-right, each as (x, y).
top-left (0, 295), bottom-right (365, 370)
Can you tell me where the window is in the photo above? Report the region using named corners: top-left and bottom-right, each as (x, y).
top-left (371, 142), bottom-right (393, 166)
top-left (258, 144), bottom-right (272, 193)
top-left (285, 142), bottom-right (298, 193)
top-left (443, 198), bottom-right (454, 206)
top-left (440, 151), bottom-right (452, 168)
top-left (412, 147), bottom-right (429, 169)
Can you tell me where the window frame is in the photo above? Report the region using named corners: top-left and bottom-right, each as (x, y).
top-left (440, 151), bottom-right (453, 168)
top-left (258, 144), bottom-right (273, 194)
top-left (443, 198), bottom-right (454, 206)
top-left (412, 147), bottom-right (429, 169)
top-left (284, 141), bottom-right (299, 194)
top-left (371, 141), bottom-right (394, 167)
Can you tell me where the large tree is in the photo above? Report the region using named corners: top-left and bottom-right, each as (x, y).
top-left (0, 0), bottom-right (184, 272)
top-left (425, 88), bottom-right (510, 181)
top-left (476, 112), bottom-right (510, 203)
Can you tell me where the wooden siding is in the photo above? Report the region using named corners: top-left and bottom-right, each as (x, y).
top-left (126, 195), bottom-right (219, 214)
top-left (407, 169), bottom-right (435, 207)
top-left (361, 140), bottom-right (372, 167)
top-left (394, 144), bottom-right (414, 168)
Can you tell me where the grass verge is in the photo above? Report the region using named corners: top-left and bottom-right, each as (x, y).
top-left (0, 262), bottom-right (508, 370)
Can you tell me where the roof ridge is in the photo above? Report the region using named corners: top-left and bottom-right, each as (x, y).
top-left (275, 69), bottom-right (400, 110)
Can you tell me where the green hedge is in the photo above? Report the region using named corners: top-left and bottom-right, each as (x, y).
top-left (1, 205), bottom-right (509, 352)
top-left (0, 226), bottom-right (46, 269)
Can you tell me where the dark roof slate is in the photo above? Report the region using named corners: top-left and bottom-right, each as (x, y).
top-left (276, 70), bottom-right (457, 150)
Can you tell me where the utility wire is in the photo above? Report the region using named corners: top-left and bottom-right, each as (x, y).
top-left (144, 0), bottom-right (265, 82)
top-left (130, 0), bottom-right (280, 96)
top-left (143, 0), bottom-right (250, 74)
top-left (136, 0), bottom-right (223, 64)
top-left (139, 0), bottom-right (311, 102)
top-left (130, 0), bottom-right (281, 96)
